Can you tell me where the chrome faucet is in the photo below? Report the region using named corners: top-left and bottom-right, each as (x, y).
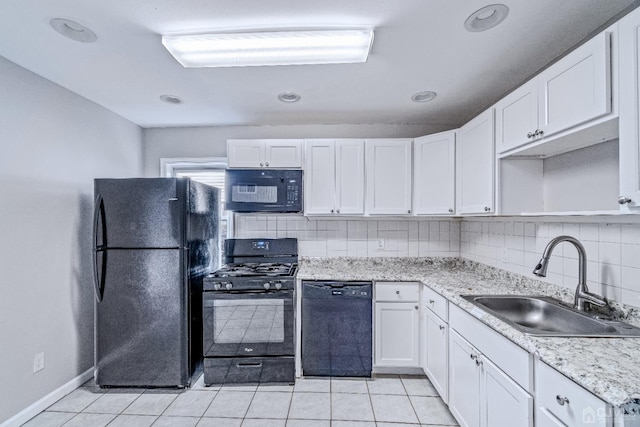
top-left (532, 235), bottom-right (607, 311)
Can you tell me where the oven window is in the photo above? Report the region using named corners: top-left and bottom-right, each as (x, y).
top-left (214, 299), bottom-right (285, 343)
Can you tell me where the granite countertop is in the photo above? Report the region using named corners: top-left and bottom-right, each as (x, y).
top-left (297, 257), bottom-right (640, 408)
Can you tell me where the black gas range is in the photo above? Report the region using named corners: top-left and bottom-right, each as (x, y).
top-left (202, 238), bottom-right (297, 385)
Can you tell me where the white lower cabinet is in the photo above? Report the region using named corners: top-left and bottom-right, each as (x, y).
top-left (448, 330), bottom-right (532, 427)
top-left (422, 286), bottom-right (449, 403)
top-left (374, 282), bottom-right (420, 367)
top-left (535, 360), bottom-right (611, 427)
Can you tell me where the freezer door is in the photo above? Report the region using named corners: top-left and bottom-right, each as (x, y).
top-left (95, 248), bottom-right (189, 387)
top-left (94, 178), bottom-right (186, 249)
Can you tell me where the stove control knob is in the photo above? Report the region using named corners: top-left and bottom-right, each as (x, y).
top-left (213, 283), bottom-right (221, 291)
top-left (275, 282), bottom-right (282, 290)
top-left (264, 283), bottom-right (271, 290)
top-left (225, 283), bottom-right (233, 291)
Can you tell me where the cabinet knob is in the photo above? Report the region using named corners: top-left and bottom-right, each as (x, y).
top-left (415, 305), bottom-right (419, 310)
top-left (336, 209), bottom-right (340, 214)
top-left (396, 290), bottom-right (400, 295)
top-left (619, 196), bottom-right (633, 205)
top-left (331, 209), bottom-right (334, 213)
top-left (407, 209), bottom-right (411, 214)
top-left (429, 299), bottom-right (435, 304)
top-left (259, 162), bottom-right (264, 167)
top-left (475, 359), bottom-right (483, 367)
top-left (536, 129), bottom-right (544, 137)
top-left (527, 131), bottom-right (535, 138)
top-left (265, 162), bottom-right (269, 167)
top-left (448, 208), bottom-right (454, 213)
top-left (556, 395), bottom-right (570, 406)
top-left (484, 206), bottom-right (491, 212)
top-left (439, 325), bottom-right (445, 330)
top-left (470, 354), bottom-right (477, 361)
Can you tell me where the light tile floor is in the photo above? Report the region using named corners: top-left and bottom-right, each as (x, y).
top-left (23, 374), bottom-right (458, 427)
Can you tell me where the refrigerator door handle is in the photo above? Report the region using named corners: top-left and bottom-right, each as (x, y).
top-left (93, 194), bottom-right (106, 302)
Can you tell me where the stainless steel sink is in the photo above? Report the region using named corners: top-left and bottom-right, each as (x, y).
top-left (461, 295), bottom-right (640, 337)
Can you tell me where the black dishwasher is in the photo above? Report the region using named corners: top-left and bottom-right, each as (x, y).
top-left (301, 281), bottom-right (372, 377)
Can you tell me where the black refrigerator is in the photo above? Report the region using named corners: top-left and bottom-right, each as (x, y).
top-left (92, 178), bottom-right (220, 387)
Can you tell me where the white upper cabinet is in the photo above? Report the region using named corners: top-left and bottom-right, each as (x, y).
top-left (365, 139), bottom-right (413, 215)
top-left (413, 131), bottom-right (456, 215)
top-left (619, 7), bottom-right (640, 212)
top-left (495, 79), bottom-right (539, 153)
top-left (456, 109), bottom-right (495, 215)
top-left (497, 30), bottom-right (614, 157)
top-left (227, 139), bottom-right (303, 168)
top-left (304, 139), bottom-right (365, 215)
top-left (538, 31), bottom-right (611, 138)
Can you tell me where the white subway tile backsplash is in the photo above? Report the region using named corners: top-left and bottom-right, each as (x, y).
top-left (579, 224), bottom-right (599, 241)
top-left (599, 223), bottom-right (622, 243)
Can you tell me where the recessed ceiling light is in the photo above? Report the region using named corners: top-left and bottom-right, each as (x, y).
top-left (464, 4), bottom-right (509, 32)
top-left (278, 92), bottom-right (301, 103)
top-left (49, 18), bottom-right (97, 43)
top-left (160, 94), bottom-right (184, 105)
top-left (161, 29), bottom-right (374, 68)
top-left (411, 91), bottom-right (437, 103)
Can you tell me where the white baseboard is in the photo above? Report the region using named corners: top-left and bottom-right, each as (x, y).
top-left (1, 367), bottom-right (94, 427)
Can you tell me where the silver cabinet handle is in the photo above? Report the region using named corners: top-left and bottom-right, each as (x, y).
top-left (556, 395), bottom-right (570, 406)
top-left (619, 196), bottom-right (632, 205)
top-left (484, 206), bottom-right (491, 212)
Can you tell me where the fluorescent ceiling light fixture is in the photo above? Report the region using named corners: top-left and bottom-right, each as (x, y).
top-left (162, 29), bottom-right (374, 68)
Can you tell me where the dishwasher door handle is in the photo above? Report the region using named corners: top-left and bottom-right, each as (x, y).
top-left (332, 290), bottom-right (343, 296)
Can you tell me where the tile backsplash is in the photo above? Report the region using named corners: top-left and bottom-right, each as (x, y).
top-left (233, 214), bottom-right (640, 308)
top-left (234, 215), bottom-right (459, 258)
top-left (460, 219), bottom-right (640, 308)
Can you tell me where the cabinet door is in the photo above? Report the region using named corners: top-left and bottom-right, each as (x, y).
top-left (336, 140), bottom-right (365, 214)
top-left (265, 139), bottom-right (303, 168)
top-left (304, 140), bottom-right (336, 215)
top-left (374, 302), bottom-right (420, 367)
top-left (538, 32), bottom-right (611, 138)
top-left (456, 109), bottom-right (495, 215)
top-left (424, 310), bottom-right (449, 403)
top-left (619, 7), bottom-right (640, 211)
top-left (481, 357), bottom-right (533, 427)
top-left (495, 79), bottom-right (539, 153)
top-left (365, 139), bottom-right (413, 215)
top-left (448, 330), bottom-right (481, 427)
top-left (413, 132), bottom-right (455, 215)
top-left (227, 139), bottom-right (265, 168)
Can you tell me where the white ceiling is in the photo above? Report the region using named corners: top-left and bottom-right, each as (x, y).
top-left (0, 0), bottom-right (637, 129)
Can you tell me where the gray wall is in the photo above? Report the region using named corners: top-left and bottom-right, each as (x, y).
top-left (0, 56), bottom-right (142, 424)
top-left (142, 123), bottom-right (451, 177)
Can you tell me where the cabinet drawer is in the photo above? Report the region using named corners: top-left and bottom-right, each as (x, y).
top-left (535, 361), bottom-right (610, 427)
top-left (450, 304), bottom-right (532, 391)
top-left (423, 286), bottom-right (448, 321)
top-left (375, 282), bottom-right (420, 302)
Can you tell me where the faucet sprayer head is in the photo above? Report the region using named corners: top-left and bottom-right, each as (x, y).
top-left (533, 257), bottom-right (549, 277)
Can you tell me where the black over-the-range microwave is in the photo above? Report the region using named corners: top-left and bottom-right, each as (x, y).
top-left (225, 169), bottom-right (303, 212)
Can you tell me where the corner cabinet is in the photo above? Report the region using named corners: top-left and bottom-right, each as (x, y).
top-left (413, 131), bottom-right (456, 215)
top-left (456, 109), bottom-right (495, 215)
top-left (374, 282), bottom-right (420, 368)
top-left (304, 139), bottom-right (365, 216)
top-left (365, 139), bottom-right (413, 215)
top-left (227, 139), bottom-right (303, 168)
top-left (619, 7), bottom-right (640, 212)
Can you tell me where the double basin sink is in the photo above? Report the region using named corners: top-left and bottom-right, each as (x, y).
top-left (461, 295), bottom-right (640, 337)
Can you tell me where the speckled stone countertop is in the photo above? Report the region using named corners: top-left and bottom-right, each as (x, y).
top-left (297, 257), bottom-right (640, 408)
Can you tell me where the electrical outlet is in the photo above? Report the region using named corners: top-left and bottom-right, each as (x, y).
top-left (33, 352), bottom-right (44, 373)
top-left (377, 238), bottom-right (385, 250)
top-left (501, 248), bottom-right (509, 263)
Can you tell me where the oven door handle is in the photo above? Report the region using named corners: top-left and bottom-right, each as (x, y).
top-left (236, 362), bottom-right (263, 368)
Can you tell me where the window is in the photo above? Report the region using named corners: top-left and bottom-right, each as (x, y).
top-left (161, 157), bottom-right (230, 242)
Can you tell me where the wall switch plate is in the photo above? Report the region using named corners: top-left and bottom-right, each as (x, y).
top-left (501, 248), bottom-right (509, 263)
top-left (377, 238), bottom-right (385, 249)
top-left (33, 352), bottom-right (44, 373)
